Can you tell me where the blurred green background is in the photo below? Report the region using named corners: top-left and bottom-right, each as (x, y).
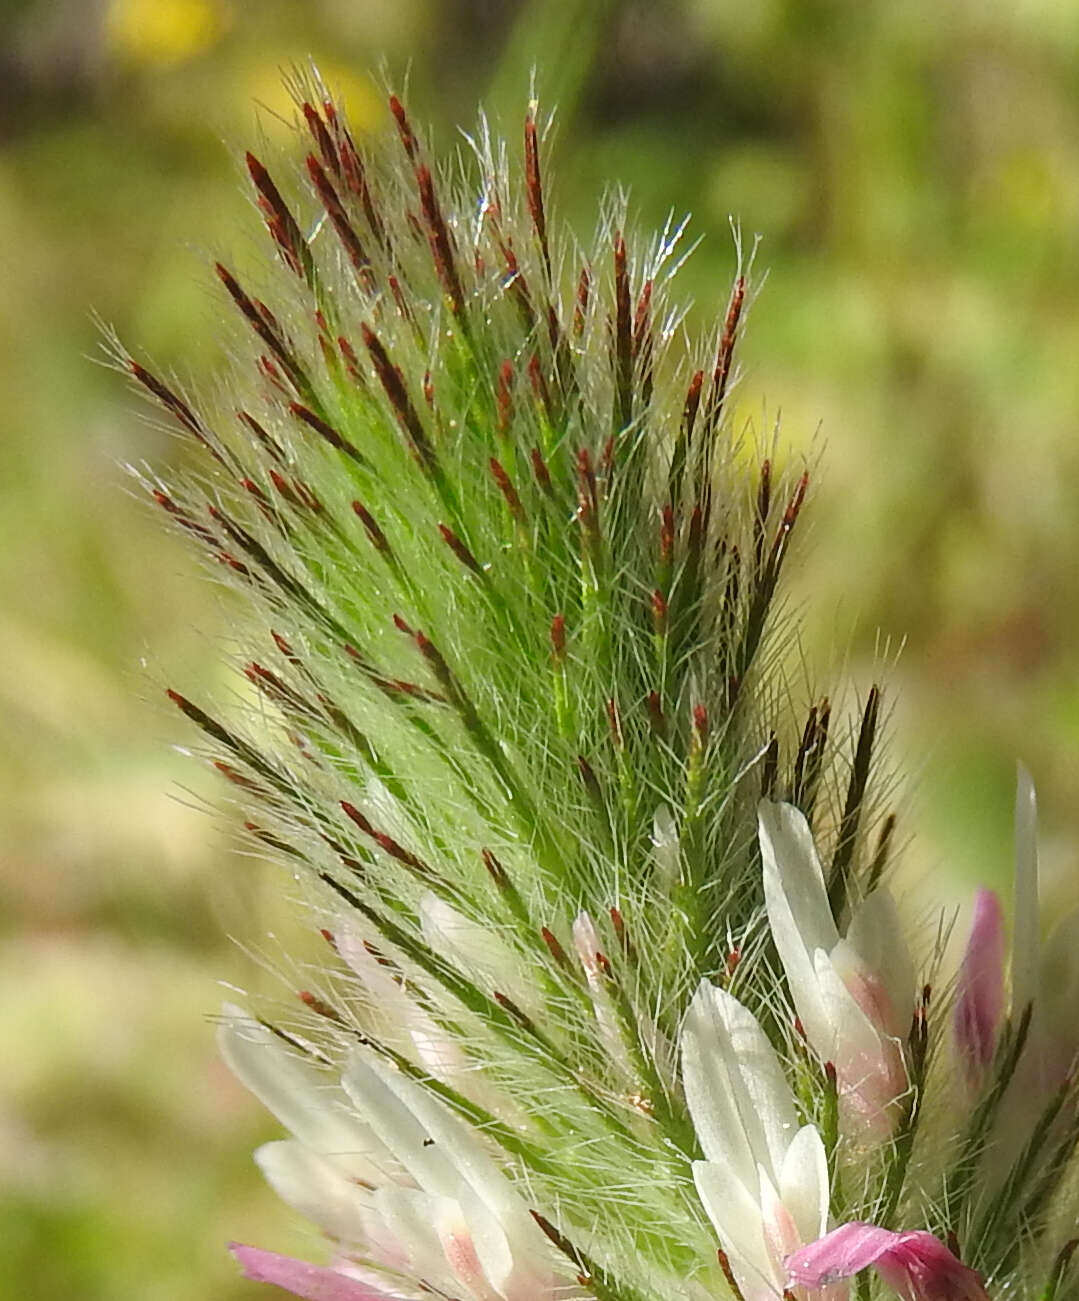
top-left (2, 0), bottom-right (1078, 1296)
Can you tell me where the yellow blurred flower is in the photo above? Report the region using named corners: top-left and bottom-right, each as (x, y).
top-left (106, 0), bottom-right (221, 65)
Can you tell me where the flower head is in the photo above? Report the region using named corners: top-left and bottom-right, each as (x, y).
top-left (131, 78), bottom-right (1079, 1301)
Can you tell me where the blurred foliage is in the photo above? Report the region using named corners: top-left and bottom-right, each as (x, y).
top-left (1, 0), bottom-right (1077, 1296)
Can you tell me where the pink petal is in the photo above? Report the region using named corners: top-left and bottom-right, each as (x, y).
top-left (785, 1222), bottom-right (902, 1287)
top-left (953, 888), bottom-right (1006, 1087)
top-left (230, 1244), bottom-right (406, 1301)
top-left (785, 1224), bottom-right (989, 1301)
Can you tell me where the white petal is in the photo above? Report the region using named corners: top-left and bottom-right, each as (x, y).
top-left (1013, 763), bottom-right (1040, 1016)
top-left (759, 802), bottom-right (836, 1049)
top-left (692, 1160), bottom-right (778, 1301)
top-left (843, 889), bottom-right (915, 1041)
top-left (254, 1140), bottom-right (372, 1243)
top-left (682, 981), bottom-right (797, 1183)
top-left (218, 1005), bottom-right (393, 1181)
top-left (341, 1052), bottom-right (464, 1200)
top-left (419, 896), bottom-right (522, 997)
top-left (374, 1185), bottom-right (454, 1283)
top-left (778, 1125), bottom-right (829, 1244)
top-left (759, 801), bottom-right (837, 951)
top-left (356, 1050), bottom-right (544, 1267)
top-left (813, 949), bottom-right (886, 1071)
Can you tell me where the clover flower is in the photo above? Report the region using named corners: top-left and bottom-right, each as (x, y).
top-left (127, 74), bottom-right (1079, 1301)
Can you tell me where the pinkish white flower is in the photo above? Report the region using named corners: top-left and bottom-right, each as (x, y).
top-left (785, 1223), bottom-right (989, 1301)
top-left (682, 981), bottom-right (837, 1301)
top-left (759, 801), bottom-right (914, 1139)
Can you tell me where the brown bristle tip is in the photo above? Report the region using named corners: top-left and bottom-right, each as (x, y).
top-left (550, 613), bottom-right (566, 656)
top-left (392, 614), bottom-right (413, 635)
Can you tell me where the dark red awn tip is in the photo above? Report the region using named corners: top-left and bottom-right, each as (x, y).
top-left (647, 690), bottom-right (666, 735)
top-left (540, 926), bottom-right (569, 965)
top-left (481, 847), bottom-right (507, 886)
top-left (496, 359), bottom-right (514, 436)
top-left (340, 800), bottom-right (374, 835)
top-left (359, 324), bottom-right (434, 468)
top-left (523, 110), bottom-right (551, 278)
top-left (692, 703), bottom-right (709, 742)
top-left (632, 280), bottom-right (653, 356)
top-left (489, 457), bottom-right (525, 523)
top-left (651, 589), bottom-right (668, 622)
top-left (351, 499), bottom-right (389, 552)
top-left (302, 102), bottom-right (340, 175)
top-left (289, 402), bottom-right (349, 453)
top-left (388, 94), bottom-right (418, 160)
top-left (609, 907), bottom-right (626, 944)
top-left (688, 502), bottom-right (704, 548)
top-left (438, 523), bottom-right (483, 576)
top-left (386, 276), bottom-right (412, 324)
top-left (549, 613), bottom-right (566, 658)
top-left (415, 163), bottom-right (465, 315)
top-left (392, 613), bottom-right (414, 635)
top-left (214, 760), bottom-right (259, 790)
top-left (529, 447), bottom-right (552, 495)
top-left (824, 1059), bottom-right (837, 1087)
top-left (262, 470), bottom-right (292, 504)
top-left (306, 153), bottom-right (371, 278)
top-left (527, 352), bottom-right (550, 414)
top-left (576, 755), bottom-right (600, 793)
top-left (217, 551), bottom-right (249, 575)
top-left (127, 361), bottom-right (201, 434)
top-left (245, 152), bottom-right (306, 275)
top-left (298, 990), bottom-right (343, 1023)
top-left (240, 476), bottom-right (269, 504)
top-left (682, 368), bottom-right (705, 445)
top-left (573, 263), bottom-right (591, 336)
top-left (708, 273), bottom-right (746, 416)
top-left (271, 630), bottom-right (296, 659)
top-left (725, 948), bottom-right (741, 976)
top-left (335, 333), bottom-right (361, 382)
top-left (793, 1015), bottom-right (806, 1041)
top-left (757, 458), bottom-right (772, 514)
top-left (613, 231), bottom-right (632, 421)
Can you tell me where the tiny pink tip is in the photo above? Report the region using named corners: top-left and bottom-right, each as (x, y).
top-left (230, 1244), bottom-right (406, 1301)
top-left (953, 887), bottom-right (1006, 1086)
